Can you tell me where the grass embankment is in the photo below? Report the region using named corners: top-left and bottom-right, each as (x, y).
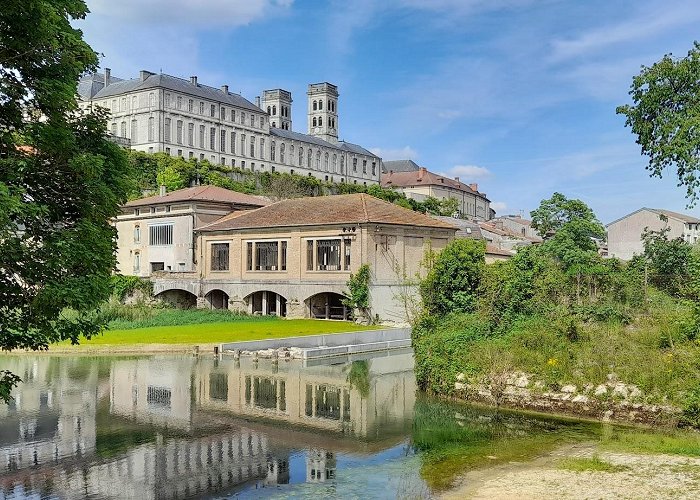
top-left (57, 306), bottom-right (375, 348)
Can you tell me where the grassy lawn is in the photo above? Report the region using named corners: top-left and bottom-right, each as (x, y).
top-left (61, 318), bottom-right (376, 346)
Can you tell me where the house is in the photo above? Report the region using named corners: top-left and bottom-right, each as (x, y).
top-left (607, 208), bottom-right (700, 260)
top-left (478, 219), bottom-right (541, 253)
top-left (115, 185), bottom-right (268, 276)
top-left (151, 193), bottom-right (457, 321)
top-left (381, 166), bottom-right (492, 220)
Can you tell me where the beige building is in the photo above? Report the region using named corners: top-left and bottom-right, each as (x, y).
top-left (115, 185), bottom-right (267, 277)
top-left (607, 208), bottom-right (700, 260)
top-left (381, 166), bottom-right (492, 220)
top-left (152, 193), bottom-right (456, 321)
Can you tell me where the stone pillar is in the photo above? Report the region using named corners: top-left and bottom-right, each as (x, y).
top-left (229, 296), bottom-right (247, 314)
top-left (262, 291), bottom-right (268, 316)
top-left (196, 296), bottom-right (207, 309)
top-left (286, 298), bottom-right (304, 319)
top-left (276, 294), bottom-right (282, 317)
top-left (249, 295), bottom-right (254, 315)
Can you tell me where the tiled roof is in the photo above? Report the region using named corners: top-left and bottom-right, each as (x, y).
top-left (124, 186), bottom-right (269, 208)
top-left (198, 193), bottom-right (458, 232)
top-left (486, 244), bottom-right (514, 257)
top-left (431, 215), bottom-right (482, 239)
top-left (381, 169), bottom-right (490, 201)
top-left (88, 72), bottom-right (261, 112)
top-left (269, 128), bottom-right (379, 157)
top-left (479, 222), bottom-right (542, 242)
top-left (383, 160), bottom-right (420, 173)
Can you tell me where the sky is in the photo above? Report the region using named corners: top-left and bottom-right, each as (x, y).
top-left (77, 0), bottom-right (700, 222)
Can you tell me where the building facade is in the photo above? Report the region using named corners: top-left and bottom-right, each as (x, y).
top-left (381, 167), bottom-right (492, 220)
top-left (151, 194), bottom-right (456, 322)
top-left (78, 70), bottom-right (381, 186)
top-left (115, 185), bottom-right (268, 277)
top-left (607, 208), bottom-right (700, 260)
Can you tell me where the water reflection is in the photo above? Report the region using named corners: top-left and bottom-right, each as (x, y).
top-left (0, 351), bottom-right (418, 499)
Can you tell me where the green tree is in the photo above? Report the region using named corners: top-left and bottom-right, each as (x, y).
top-left (0, 0), bottom-right (133, 402)
top-left (530, 192), bottom-right (602, 238)
top-left (642, 222), bottom-right (693, 296)
top-left (617, 42), bottom-right (700, 205)
top-left (420, 239), bottom-right (485, 315)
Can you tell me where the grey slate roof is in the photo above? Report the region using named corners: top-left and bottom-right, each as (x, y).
top-left (383, 159), bottom-right (420, 173)
top-left (87, 72), bottom-right (261, 112)
top-left (269, 127), bottom-right (379, 157)
top-left (77, 73), bottom-right (123, 101)
top-left (431, 216), bottom-right (483, 239)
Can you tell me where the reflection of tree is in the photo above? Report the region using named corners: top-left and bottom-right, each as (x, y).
top-left (347, 360), bottom-right (370, 398)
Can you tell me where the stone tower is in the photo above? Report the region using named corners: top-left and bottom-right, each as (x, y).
top-left (307, 83), bottom-right (338, 143)
top-left (262, 89), bottom-right (292, 130)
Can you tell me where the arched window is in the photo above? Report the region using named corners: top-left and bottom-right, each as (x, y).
top-left (267, 106), bottom-right (271, 114)
top-left (312, 117), bottom-right (317, 127)
top-left (272, 105), bottom-right (277, 115)
top-left (280, 143), bottom-right (286, 163)
top-left (319, 100), bottom-right (323, 110)
top-left (270, 141), bottom-right (276, 161)
top-left (316, 150), bottom-right (321, 169)
top-left (318, 117), bottom-right (323, 127)
top-left (328, 99), bottom-right (331, 110)
top-left (332, 154), bottom-right (337, 172)
top-left (340, 156), bottom-right (345, 173)
top-left (307, 148), bottom-right (312, 168)
top-left (313, 101), bottom-right (317, 111)
top-left (331, 118), bottom-right (335, 128)
top-left (290, 145), bottom-right (295, 165)
top-left (298, 147), bottom-right (303, 166)
top-left (241, 112), bottom-right (246, 125)
top-left (272, 122), bottom-right (276, 127)
top-left (324, 152), bottom-right (329, 171)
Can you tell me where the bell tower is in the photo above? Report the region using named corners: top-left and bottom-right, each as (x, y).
top-left (307, 83), bottom-right (338, 143)
top-left (262, 89), bottom-right (292, 130)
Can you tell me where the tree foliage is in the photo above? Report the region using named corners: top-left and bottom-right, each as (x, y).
top-left (530, 192), bottom-right (604, 238)
top-left (642, 222), bottom-right (694, 297)
top-left (617, 42), bottom-right (700, 206)
top-left (0, 0), bottom-right (133, 401)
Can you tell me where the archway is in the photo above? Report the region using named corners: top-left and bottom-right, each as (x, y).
top-left (205, 289), bottom-right (229, 310)
top-left (306, 292), bottom-right (349, 320)
top-left (246, 291), bottom-right (287, 317)
top-left (155, 289), bottom-right (197, 309)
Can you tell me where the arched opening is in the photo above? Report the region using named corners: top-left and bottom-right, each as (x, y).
top-left (246, 291), bottom-right (287, 317)
top-left (306, 292), bottom-right (349, 320)
top-left (155, 289), bottom-right (197, 309)
top-left (205, 289), bottom-right (229, 310)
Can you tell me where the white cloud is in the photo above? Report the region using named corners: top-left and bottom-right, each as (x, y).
top-left (370, 146), bottom-right (418, 160)
top-left (490, 201), bottom-right (508, 214)
top-left (446, 165), bottom-right (492, 179)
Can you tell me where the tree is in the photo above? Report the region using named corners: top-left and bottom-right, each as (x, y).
top-left (617, 42), bottom-right (700, 206)
top-left (420, 239), bottom-right (485, 315)
top-left (530, 192), bottom-right (603, 238)
top-left (642, 221), bottom-right (693, 296)
top-left (0, 0), bottom-right (133, 402)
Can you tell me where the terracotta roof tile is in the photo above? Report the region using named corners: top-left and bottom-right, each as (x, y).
top-left (124, 185), bottom-right (269, 208)
top-left (381, 169), bottom-right (490, 201)
top-left (198, 193), bottom-right (458, 232)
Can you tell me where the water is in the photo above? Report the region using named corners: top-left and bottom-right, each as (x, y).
top-left (0, 350), bottom-right (602, 499)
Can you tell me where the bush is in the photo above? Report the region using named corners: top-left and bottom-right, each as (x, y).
top-left (681, 386), bottom-right (700, 427)
top-left (109, 274), bottom-right (152, 302)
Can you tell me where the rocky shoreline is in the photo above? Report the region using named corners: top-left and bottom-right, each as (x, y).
top-left (454, 371), bottom-right (680, 426)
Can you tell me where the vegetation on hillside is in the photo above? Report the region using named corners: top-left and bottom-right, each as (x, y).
top-left (412, 192), bottom-right (700, 427)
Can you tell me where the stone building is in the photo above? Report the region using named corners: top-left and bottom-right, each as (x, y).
top-left (115, 185), bottom-right (268, 278)
top-left (78, 70), bottom-right (381, 185)
top-left (381, 166), bottom-right (492, 220)
top-left (152, 193), bottom-right (456, 321)
top-left (607, 208), bottom-right (700, 260)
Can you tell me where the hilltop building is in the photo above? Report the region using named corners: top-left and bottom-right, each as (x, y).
top-left (78, 70), bottom-right (381, 185)
top-left (607, 208), bottom-right (700, 260)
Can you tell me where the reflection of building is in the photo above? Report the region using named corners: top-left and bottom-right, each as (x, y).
top-left (307, 449), bottom-right (336, 482)
top-left (194, 352), bottom-right (416, 438)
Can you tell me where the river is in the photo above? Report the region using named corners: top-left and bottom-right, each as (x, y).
top-left (1, 350), bottom-right (697, 499)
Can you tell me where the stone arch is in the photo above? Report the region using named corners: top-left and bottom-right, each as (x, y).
top-left (305, 292), bottom-right (350, 320)
top-left (205, 289), bottom-right (229, 310)
top-left (244, 290), bottom-right (288, 317)
top-left (155, 289), bottom-right (197, 309)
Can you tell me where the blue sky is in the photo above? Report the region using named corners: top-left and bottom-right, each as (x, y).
top-left (78, 0), bottom-right (700, 222)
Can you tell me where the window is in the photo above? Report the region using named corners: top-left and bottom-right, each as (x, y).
top-left (247, 136), bottom-right (253, 157)
top-left (324, 152), bottom-right (329, 171)
top-left (131, 119), bottom-right (137, 141)
top-left (313, 117), bottom-right (317, 127)
top-left (231, 109), bottom-right (236, 122)
top-left (188, 123), bottom-right (194, 146)
top-left (132, 95), bottom-right (137, 109)
top-left (188, 99), bottom-right (193, 112)
top-left (259, 138), bottom-right (265, 159)
top-left (221, 106), bottom-right (226, 120)
top-left (317, 239), bottom-right (341, 270)
top-left (147, 386), bottom-right (171, 408)
top-left (281, 241), bottom-right (287, 271)
top-left (241, 112), bottom-right (246, 125)
top-left (134, 225), bottom-right (141, 243)
top-left (121, 97), bottom-right (127, 111)
top-left (319, 100), bottom-right (323, 110)
top-left (199, 101), bottom-right (204, 114)
top-left (148, 117), bottom-right (154, 141)
top-left (133, 252), bottom-right (140, 273)
top-left (231, 131), bottom-right (236, 154)
top-left (210, 127), bottom-right (216, 150)
top-left (151, 262), bottom-right (165, 272)
top-left (272, 105), bottom-right (277, 115)
top-left (299, 147), bottom-right (303, 166)
top-left (313, 101), bottom-right (317, 111)
top-left (149, 224), bottom-right (173, 246)
top-left (199, 125), bottom-right (205, 148)
top-left (165, 94), bottom-right (170, 107)
top-left (307, 149), bottom-right (312, 168)
top-left (344, 239), bottom-right (351, 270)
top-left (290, 145), bottom-right (295, 165)
top-left (318, 117), bottom-right (322, 127)
top-left (260, 116), bottom-right (265, 127)
top-left (267, 105), bottom-right (271, 115)
top-left (241, 134), bottom-right (246, 156)
top-left (176, 120), bottom-right (183, 144)
top-left (164, 118), bottom-right (171, 142)
top-left (176, 96), bottom-right (182, 109)
top-left (306, 240), bottom-right (314, 271)
top-left (221, 129), bottom-right (226, 152)
top-left (210, 243), bottom-right (229, 271)
top-left (247, 242), bottom-right (253, 270)
top-left (362, 159), bottom-right (367, 174)
top-left (316, 150), bottom-right (321, 169)
top-left (352, 157), bottom-right (357, 172)
top-left (332, 154), bottom-right (337, 172)
top-left (255, 241), bottom-right (278, 270)
top-left (111, 122), bottom-right (117, 136)
top-left (372, 161), bottom-right (376, 176)
top-left (270, 141), bottom-right (276, 161)
top-left (210, 104), bottom-right (216, 117)
top-left (280, 143), bottom-right (285, 163)
top-left (250, 114), bottom-right (255, 127)
top-left (149, 93), bottom-right (155, 107)
top-left (120, 121), bottom-right (127, 137)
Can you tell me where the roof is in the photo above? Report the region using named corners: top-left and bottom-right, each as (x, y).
top-left (124, 185), bottom-right (269, 208)
top-left (381, 169), bottom-right (490, 201)
top-left (382, 160), bottom-right (420, 173)
top-left (86, 72), bottom-right (261, 112)
top-left (269, 127), bottom-right (379, 157)
top-left (198, 193), bottom-right (459, 232)
top-left (498, 215), bottom-right (532, 227)
top-left (479, 221), bottom-right (542, 242)
top-left (486, 244), bottom-right (514, 257)
top-left (431, 215), bottom-right (482, 239)
top-left (606, 207), bottom-right (700, 227)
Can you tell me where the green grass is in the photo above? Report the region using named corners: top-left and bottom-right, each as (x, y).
top-left (559, 455), bottom-right (630, 473)
top-left (61, 318), bottom-right (375, 346)
top-left (599, 429), bottom-right (700, 457)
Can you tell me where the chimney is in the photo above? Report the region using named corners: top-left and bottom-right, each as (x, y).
top-left (190, 76), bottom-right (198, 86)
top-left (104, 68), bottom-right (111, 86)
top-left (139, 70), bottom-right (153, 82)
top-left (469, 183), bottom-right (478, 192)
top-left (221, 84), bottom-right (229, 94)
top-left (417, 167), bottom-right (427, 181)
top-left (159, 185), bottom-right (166, 197)
top-left (454, 176), bottom-right (460, 183)
top-left (255, 96), bottom-right (261, 107)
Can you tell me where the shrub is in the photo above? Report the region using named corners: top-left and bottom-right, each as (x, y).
top-left (109, 274), bottom-right (152, 302)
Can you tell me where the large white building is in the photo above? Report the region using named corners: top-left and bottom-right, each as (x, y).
top-left (78, 70), bottom-right (382, 185)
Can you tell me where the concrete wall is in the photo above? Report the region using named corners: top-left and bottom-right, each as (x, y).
top-left (607, 209), bottom-right (686, 260)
